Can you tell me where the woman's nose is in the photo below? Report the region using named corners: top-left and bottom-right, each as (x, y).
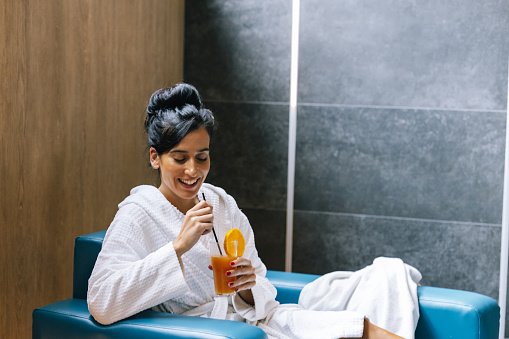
top-left (185, 160), bottom-right (197, 176)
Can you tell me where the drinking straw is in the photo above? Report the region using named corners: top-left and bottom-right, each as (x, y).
top-left (202, 193), bottom-right (223, 255)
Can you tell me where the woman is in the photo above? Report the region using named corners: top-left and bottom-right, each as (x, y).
top-left (88, 83), bottom-right (418, 338)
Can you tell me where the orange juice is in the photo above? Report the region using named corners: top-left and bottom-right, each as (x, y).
top-left (211, 255), bottom-right (237, 294)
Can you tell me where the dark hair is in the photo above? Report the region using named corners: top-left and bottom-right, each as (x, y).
top-left (145, 83), bottom-right (215, 154)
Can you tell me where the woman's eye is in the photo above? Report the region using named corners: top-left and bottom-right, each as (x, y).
top-left (196, 156), bottom-right (208, 162)
top-left (174, 158), bottom-right (186, 163)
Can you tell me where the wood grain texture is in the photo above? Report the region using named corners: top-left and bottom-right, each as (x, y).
top-left (0, 1), bottom-right (184, 337)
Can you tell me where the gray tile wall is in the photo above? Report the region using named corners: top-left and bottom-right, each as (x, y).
top-left (184, 1), bottom-right (292, 102)
top-left (184, 0), bottom-right (508, 335)
top-left (295, 106), bottom-right (505, 224)
top-left (298, 1), bottom-right (508, 110)
top-left (184, 0), bottom-right (292, 271)
top-left (293, 211), bottom-right (501, 298)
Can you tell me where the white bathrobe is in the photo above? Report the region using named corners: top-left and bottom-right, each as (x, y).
top-left (88, 184), bottom-right (420, 339)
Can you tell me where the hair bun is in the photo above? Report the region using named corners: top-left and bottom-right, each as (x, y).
top-left (147, 83), bottom-right (202, 116)
top-left (145, 83), bottom-right (215, 154)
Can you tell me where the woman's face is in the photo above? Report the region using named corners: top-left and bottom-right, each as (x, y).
top-left (150, 126), bottom-right (210, 210)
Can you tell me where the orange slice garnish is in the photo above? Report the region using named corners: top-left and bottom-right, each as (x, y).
top-left (224, 228), bottom-right (245, 257)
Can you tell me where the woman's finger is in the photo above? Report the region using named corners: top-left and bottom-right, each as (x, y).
top-left (229, 276), bottom-right (256, 291)
top-left (191, 213), bottom-right (214, 224)
top-left (189, 201), bottom-right (213, 214)
top-left (239, 281), bottom-right (256, 291)
top-left (230, 257), bottom-right (251, 268)
top-left (233, 273), bottom-right (256, 284)
top-left (190, 207), bottom-right (213, 217)
top-left (227, 265), bottom-right (254, 277)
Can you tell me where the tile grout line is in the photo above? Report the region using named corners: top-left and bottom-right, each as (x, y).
top-left (295, 209), bottom-right (502, 228)
top-left (243, 206), bottom-right (501, 229)
top-left (204, 99), bottom-right (505, 114)
top-left (298, 102), bottom-right (506, 114)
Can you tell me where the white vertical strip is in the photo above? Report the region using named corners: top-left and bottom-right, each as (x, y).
top-left (286, 0), bottom-right (300, 272)
top-left (499, 59), bottom-right (509, 339)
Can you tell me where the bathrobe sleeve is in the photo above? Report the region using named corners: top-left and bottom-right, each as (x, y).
top-left (87, 205), bottom-right (190, 325)
top-left (230, 206), bottom-right (280, 322)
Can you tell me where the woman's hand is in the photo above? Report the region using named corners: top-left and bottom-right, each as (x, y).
top-left (173, 201), bottom-right (214, 258)
top-left (209, 257), bottom-right (257, 305)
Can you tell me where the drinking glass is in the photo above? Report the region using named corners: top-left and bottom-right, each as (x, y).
top-left (210, 241), bottom-right (238, 295)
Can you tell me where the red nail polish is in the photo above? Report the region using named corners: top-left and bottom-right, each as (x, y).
top-left (230, 261), bottom-right (235, 266)
top-left (235, 288), bottom-right (238, 292)
top-left (226, 271), bottom-right (231, 276)
top-left (228, 282), bottom-right (234, 287)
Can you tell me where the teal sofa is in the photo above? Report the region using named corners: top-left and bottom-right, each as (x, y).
top-left (32, 230), bottom-right (500, 338)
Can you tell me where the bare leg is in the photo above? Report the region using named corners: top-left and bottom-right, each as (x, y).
top-left (347, 318), bottom-right (405, 339)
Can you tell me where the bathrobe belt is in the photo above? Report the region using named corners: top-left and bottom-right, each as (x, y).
top-left (181, 295), bottom-right (229, 320)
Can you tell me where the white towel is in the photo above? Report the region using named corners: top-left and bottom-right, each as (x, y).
top-left (298, 257), bottom-right (422, 339)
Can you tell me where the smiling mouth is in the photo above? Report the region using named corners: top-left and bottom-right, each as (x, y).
top-left (179, 178), bottom-right (199, 186)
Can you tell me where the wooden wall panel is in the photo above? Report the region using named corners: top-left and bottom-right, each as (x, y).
top-left (0, 1), bottom-right (184, 337)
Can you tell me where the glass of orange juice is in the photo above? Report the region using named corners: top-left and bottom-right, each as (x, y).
top-left (210, 241), bottom-right (238, 295)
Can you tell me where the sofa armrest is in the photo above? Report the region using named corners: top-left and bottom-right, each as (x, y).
top-left (415, 286), bottom-right (499, 339)
top-left (266, 270), bottom-right (319, 304)
top-left (266, 270), bottom-right (500, 339)
top-left (33, 298), bottom-right (268, 339)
